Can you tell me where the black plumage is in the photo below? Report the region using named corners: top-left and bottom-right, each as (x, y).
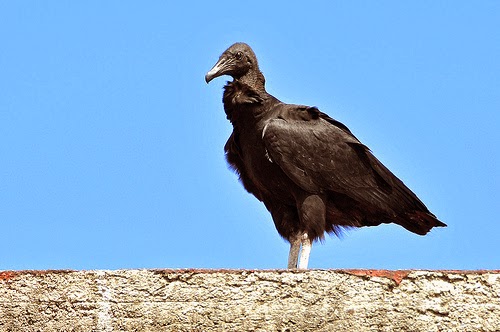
top-left (206, 43), bottom-right (445, 269)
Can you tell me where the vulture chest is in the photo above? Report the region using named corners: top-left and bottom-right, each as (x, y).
top-left (236, 120), bottom-right (297, 204)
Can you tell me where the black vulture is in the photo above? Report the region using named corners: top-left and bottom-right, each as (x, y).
top-left (205, 42), bottom-right (446, 269)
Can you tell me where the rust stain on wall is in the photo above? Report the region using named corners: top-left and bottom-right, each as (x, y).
top-left (0, 271), bottom-right (16, 281)
top-left (344, 269), bottom-right (411, 285)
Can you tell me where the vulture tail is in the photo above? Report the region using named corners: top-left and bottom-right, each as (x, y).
top-left (399, 211), bottom-right (447, 235)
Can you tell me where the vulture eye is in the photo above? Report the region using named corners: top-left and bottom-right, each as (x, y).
top-left (235, 51), bottom-right (243, 60)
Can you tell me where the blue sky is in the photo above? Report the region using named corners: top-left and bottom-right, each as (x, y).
top-left (1, 2), bottom-right (498, 270)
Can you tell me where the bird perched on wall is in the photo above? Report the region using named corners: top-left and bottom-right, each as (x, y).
top-left (205, 42), bottom-right (446, 269)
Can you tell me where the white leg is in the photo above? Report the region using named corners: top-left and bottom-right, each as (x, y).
top-left (298, 233), bottom-right (312, 270)
top-left (287, 236), bottom-right (301, 269)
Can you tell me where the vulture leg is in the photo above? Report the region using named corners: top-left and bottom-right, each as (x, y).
top-left (295, 194), bottom-right (326, 269)
top-left (287, 236), bottom-right (301, 269)
top-left (287, 232), bottom-right (312, 269)
top-left (298, 233), bottom-right (312, 269)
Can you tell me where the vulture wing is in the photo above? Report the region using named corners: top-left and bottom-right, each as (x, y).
top-left (262, 106), bottom-right (430, 217)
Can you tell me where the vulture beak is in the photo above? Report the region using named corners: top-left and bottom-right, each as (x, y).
top-left (205, 57), bottom-right (229, 83)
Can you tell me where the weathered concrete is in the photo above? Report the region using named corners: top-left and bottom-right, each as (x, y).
top-left (0, 269), bottom-right (499, 331)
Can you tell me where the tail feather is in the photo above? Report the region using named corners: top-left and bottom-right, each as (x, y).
top-left (399, 210), bottom-right (446, 235)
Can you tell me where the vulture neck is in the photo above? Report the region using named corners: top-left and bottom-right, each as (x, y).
top-left (223, 68), bottom-right (269, 125)
top-left (236, 69), bottom-right (266, 95)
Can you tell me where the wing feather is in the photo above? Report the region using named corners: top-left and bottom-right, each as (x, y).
top-left (262, 113), bottom-right (425, 215)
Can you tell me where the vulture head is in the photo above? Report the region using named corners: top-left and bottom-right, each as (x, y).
top-left (205, 43), bottom-right (262, 85)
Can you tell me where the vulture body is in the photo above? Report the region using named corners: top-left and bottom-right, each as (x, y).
top-left (206, 43), bottom-right (445, 269)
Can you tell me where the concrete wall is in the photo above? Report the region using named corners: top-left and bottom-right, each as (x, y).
top-left (0, 269), bottom-right (499, 331)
